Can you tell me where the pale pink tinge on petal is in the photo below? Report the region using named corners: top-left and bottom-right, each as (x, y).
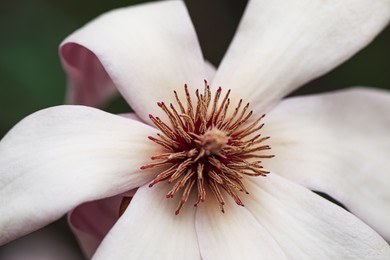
top-left (61, 43), bottom-right (117, 108)
top-left (60, 1), bottom-right (206, 124)
top-left (68, 190), bottom-right (136, 259)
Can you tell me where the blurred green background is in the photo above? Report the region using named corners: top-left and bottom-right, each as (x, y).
top-left (0, 0), bottom-right (388, 258)
top-left (0, 0), bottom-right (389, 139)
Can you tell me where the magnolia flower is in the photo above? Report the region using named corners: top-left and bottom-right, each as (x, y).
top-left (1, 0), bottom-right (390, 259)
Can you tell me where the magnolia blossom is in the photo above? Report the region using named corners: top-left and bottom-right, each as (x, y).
top-left (1, 0), bottom-right (390, 259)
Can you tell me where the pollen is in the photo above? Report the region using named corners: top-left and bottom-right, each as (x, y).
top-left (140, 81), bottom-right (274, 215)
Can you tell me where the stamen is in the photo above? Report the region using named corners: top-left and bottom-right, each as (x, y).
top-left (140, 81), bottom-right (274, 214)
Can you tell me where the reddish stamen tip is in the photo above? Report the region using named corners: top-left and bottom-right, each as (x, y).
top-left (149, 179), bottom-right (159, 187)
top-left (142, 85), bottom-right (274, 215)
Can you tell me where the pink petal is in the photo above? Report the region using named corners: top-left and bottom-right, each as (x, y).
top-left (68, 190), bottom-right (136, 259)
top-left (60, 1), bottom-right (206, 123)
top-left (61, 44), bottom-right (117, 108)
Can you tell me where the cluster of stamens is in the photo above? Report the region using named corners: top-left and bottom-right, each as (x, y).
top-left (140, 81), bottom-right (274, 214)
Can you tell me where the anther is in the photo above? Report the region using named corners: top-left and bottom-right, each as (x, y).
top-left (140, 82), bottom-right (274, 214)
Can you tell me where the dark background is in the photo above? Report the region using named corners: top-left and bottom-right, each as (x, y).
top-left (0, 0), bottom-right (388, 258)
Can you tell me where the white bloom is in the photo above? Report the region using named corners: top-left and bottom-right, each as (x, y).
top-left (1, 0), bottom-right (389, 259)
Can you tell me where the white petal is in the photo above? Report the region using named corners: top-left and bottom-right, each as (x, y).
top-left (118, 112), bottom-right (142, 121)
top-left (261, 88), bottom-right (390, 241)
top-left (93, 184), bottom-right (200, 260)
top-left (212, 0), bottom-right (390, 112)
top-left (204, 60), bottom-right (217, 82)
top-left (60, 1), bottom-right (206, 123)
top-left (195, 191), bottom-right (287, 260)
top-left (0, 221), bottom-right (83, 260)
top-left (0, 106), bottom-right (161, 245)
top-left (244, 173), bottom-right (390, 259)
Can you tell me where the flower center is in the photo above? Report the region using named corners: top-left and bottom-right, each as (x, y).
top-left (196, 128), bottom-right (229, 157)
top-left (140, 81), bottom-right (274, 215)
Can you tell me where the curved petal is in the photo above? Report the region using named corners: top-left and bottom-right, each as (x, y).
top-left (195, 190), bottom-right (288, 260)
top-left (0, 221), bottom-right (83, 260)
top-left (212, 0), bottom-right (390, 112)
top-left (0, 106), bottom-right (161, 245)
top-left (261, 88), bottom-right (390, 241)
top-left (93, 183), bottom-right (200, 260)
top-left (243, 173), bottom-right (390, 259)
top-left (68, 193), bottom-right (134, 259)
top-left (61, 45), bottom-right (117, 108)
top-left (60, 1), bottom-right (206, 123)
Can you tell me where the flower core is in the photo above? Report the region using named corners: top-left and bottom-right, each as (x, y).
top-left (141, 82), bottom-right (273, 214)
